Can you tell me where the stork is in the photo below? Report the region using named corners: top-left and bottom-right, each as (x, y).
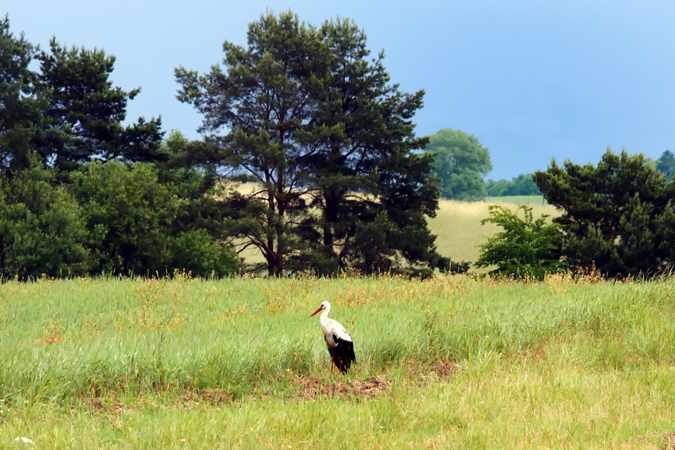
top-left (310, 301), bottom-right (356, 374)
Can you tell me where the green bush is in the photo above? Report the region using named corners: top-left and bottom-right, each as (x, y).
top-left (69, 161), bottom-right (238, 277)
top-left (170, 229), bottom-right (239, 277)
top-left (0, 163), bottom-right (90, 279)
top-left (476, 205), bottom-right (566, 279)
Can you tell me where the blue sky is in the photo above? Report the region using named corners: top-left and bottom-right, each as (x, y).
top-left (4, 0), bottom-right (675, 178)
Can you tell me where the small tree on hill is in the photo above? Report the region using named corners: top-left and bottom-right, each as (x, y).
top-left (656, 150), bottom-right (675, 180)
top-left (425, 129), bottom-right (492, 200)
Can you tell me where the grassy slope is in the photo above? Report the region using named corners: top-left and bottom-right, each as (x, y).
top-left (238, 194), bottom-right (556, 264)
top-left (0, 276), bottom-right (673, 448)
top-left (428, 198), bottom-right (558, 262)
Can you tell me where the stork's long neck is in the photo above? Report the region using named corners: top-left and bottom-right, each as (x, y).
top-left (319, 305), bottom-right (331, 327)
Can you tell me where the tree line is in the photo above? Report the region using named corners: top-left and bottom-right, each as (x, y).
top-left (1, 12), bottom-right (673, 280)
top-left (426, 130), bottom-right (674, 200)
top-left (0, 13), bottom-right (451, 279)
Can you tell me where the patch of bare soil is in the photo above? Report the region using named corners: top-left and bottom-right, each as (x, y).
top-left (430, 360), bottom-right (458, 378)
top-left (182, 388), bottom-right (233, 406)
top-left (662, 432), bottom-right (675, 450)
top-left (294, 375), bottom-right (389, 400)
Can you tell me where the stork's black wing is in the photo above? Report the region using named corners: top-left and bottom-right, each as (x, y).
top-left (327, 336), bottom-right (356, 374)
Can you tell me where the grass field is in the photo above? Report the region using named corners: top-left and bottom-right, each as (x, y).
top-left (0, 275), bottom-right (673, 448)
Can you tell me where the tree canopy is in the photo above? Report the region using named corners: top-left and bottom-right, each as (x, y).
top-left (176, 12), bottom-right (447, 276)
top-left (0, 17), bottom-right (163, 175)
top-left (486, 173), bottom-right (541, 197)
top-left (0, 17), bottom-right (238, 279)
top-left (656, 150), bottom-right (675, 180)
top-left (425, 129), bottom-right (492, 200)
top-left (534, 149), bottom-right (674, 278)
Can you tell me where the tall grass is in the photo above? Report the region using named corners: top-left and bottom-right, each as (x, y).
top-left (1, 275), bottom-right (672, 403)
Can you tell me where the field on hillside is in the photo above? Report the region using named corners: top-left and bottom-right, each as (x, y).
top-left (0, 276), bottom-right (673, 449)
top-left (238, 193), bottom-right (557, 265)
top-left (428, 197), bottom-right (557, 262)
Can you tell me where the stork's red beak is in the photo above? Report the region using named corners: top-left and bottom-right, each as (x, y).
top-left (310, 306), bottom-right (323, 317)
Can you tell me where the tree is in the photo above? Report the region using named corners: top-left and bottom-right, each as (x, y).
top-left (476, 205), bottom-right (565, 279)
top-left (34, 40), bottom-right (164, 171)
top-left (425, 129), bottom-right (492, 200)
top-left (1, 15), bottom-right (163, 174)
top-left (656, 150), bottom-right (675, 180)
top-left (534, 149), bottom-right (674, 278)
top-left (295, 18), bottom-right (446, 275)
top-left (176, 12), bottom-right (447, 276)
top-left (176, 12), bottom-right (325, 276)
top-left (0, 16), bottom-right (45, 173)
top-left (486, 173), bottom-right (541, 196)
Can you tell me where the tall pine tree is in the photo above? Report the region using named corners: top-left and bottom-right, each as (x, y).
top-left (176, 12), bottom-right (447, 276)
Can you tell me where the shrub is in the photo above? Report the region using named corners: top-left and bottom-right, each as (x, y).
top-left (476, 205), bottom-right (566, 279)
top-left (170, 230), bottom-right (239, 278)
top-left (69, 161), bottom-right (239, 277)
top-left (0, 163), bottom-right (90, 279)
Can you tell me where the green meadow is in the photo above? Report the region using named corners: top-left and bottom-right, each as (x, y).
top-left (0, 274), bottom-right (673, 449)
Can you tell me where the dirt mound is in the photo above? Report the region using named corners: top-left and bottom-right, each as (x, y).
top-left (431, 360), bottom-right (457, 378)
top-left (295, 375), bottom-right (389, 400)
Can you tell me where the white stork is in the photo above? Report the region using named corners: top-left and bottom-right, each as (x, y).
top-left (310, 301), bottom-right (356, 374)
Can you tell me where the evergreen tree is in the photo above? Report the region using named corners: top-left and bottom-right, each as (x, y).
top-left (534, 149), bottom-right (674, 277)
top-left (1, 16), bottom-right (163, 174)
top-left (34, 40), bottom-right (164, 171)
top-left (0, 16), bottom-right (44, 173)
top-left (176, 12), bottom-right (447, 276)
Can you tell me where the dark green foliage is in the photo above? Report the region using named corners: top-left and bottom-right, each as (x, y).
top-left (486, 173), bottom-right (541, 196)
top-left (171, 229), bottom-right (239, 278)
top-left (176, 12), bottom-right (323, 276)
top-left (176, 12), bottom-right (447, 276)
top-left (69, 161), bottom-right (179, 275)
top-left (425, 129), bottom-right (492, 200)
top-left (0, 161), bottom-right (90, 279)
top-left (0, 16), bottom-right (45, 172)
top-left (69, 161), bottom-right (238, 277)
top-left (476, 205), bottom-right (566, 279)
top-left (33, 40), bottom-right (164, 171)
top-left (656, 150), bottom-right (675, 180)
top-left (534, 149), bottom-right (674, 278)
top-left (0, 16), bottom-right (163, 174)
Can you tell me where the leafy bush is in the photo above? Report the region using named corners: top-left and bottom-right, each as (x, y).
top-left (0, 163), bottom-right (90, 279)
top-left (69, 161), bottom-right (239, 277)
top-left (476, 205), bottom-right (566, 279)
top-left (170, 230), bottom-right (239, 277)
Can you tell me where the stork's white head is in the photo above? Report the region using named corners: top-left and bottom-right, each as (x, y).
top-left (310, 300), bottom-right (331, 317)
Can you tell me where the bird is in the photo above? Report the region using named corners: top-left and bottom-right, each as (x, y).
top-left (310, 301), bottom-right (356, 374)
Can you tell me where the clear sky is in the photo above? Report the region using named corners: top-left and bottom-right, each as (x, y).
top-left (4, 0), bottom-right (675, 178)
